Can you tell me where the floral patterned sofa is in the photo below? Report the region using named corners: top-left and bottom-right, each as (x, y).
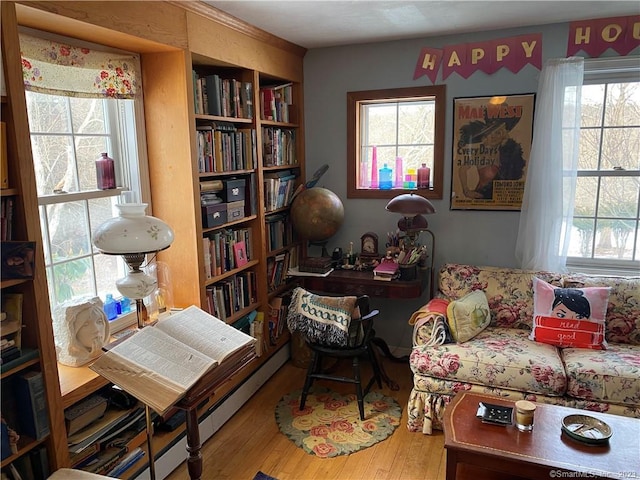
top-left (407, 263), bottom-right (640, 434)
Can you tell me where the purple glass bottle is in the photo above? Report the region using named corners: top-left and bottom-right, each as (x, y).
top-left (96, 152), bottom-right (116, 190)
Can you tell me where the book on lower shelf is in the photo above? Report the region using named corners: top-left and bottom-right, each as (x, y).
top-left (90, 305), bottom-right (257, 415)
top-left (15, 370), bottom-right (50, 441)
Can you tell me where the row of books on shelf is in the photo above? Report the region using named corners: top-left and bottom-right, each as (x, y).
top-left (262, 127), bottom-right (297, 167)
top-left (267, 248), bottom-right (298, 293)
top-left (267, 291), bottom-right (292, 346)
top-left (205, 270), bottom-right (258, 320)
top-left (2, 445), bottom-right (49, 480)
top-left (202, 228), bottom-right (253, 279)
top-left (260, 83), bottom-right (294, 123)
top-left (231, 310), bottom-right (265, 357)
top-left (1, 196), bottom-right (14, 242)
top-left (196, 122), bottom-right (257, 173)
top-left (264, 170), bottom-right (297, 212)
top-left (1, 370), bottom-right (50, 465)
top-left (66, 393), bottom-right (148, 477)
top-left (266, 213), bottom-right (296, 251)
top-left (193, 71), bottom-right (254, 119)
top-left (1, 338), bottom-right (20, 364)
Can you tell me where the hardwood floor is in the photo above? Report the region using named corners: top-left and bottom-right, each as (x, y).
top-left (165, 356), bottom-right (447, 480)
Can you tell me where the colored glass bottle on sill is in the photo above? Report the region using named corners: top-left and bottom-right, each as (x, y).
top-left (418, 163), bottom-right (431, 189)
top-left (379, 163), bottom-right (393, 190)
top-left (103, 293), bottom-right (118, 321)
top-left (394, 156), bottom-right (404, 188)
top-left (96, 152), bottom-right (116, 190)
top-left (370, 146), bottom-right (379, 188)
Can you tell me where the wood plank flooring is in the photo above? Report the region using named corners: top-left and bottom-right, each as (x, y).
top-left (165, 356), bottom-right (447, 480)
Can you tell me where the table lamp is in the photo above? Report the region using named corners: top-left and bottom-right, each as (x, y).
top-left (385, 192), bottom-right (435, 247)
top-left (92, 202), bottom-right (174, 329)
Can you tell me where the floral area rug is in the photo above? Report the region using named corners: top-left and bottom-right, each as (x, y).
top-left (275, 387), bottom-right (401, 458)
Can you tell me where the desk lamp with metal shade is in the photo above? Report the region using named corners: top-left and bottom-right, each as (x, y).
top-left (385, 192), bottom-right (436, 296)
top-left (92, 201), bottom-right (174, 480)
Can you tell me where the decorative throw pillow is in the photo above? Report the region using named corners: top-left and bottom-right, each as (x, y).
top-left (446, 290), bottom-right (491, 343)
top-left (530, 277), bottom-right (610, 349)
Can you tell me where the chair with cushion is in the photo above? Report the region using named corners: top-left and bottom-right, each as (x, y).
top-left (287, 287), bottom-right (383, 421)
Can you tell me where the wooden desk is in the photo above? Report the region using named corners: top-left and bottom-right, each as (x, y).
top-left (298, 268), bottom-right (429, 299)
top-left (297, 267), bottom-right (429, 389)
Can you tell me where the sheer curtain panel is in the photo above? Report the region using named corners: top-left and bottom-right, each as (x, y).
top-left (516, 57), bottom-right (584, 272)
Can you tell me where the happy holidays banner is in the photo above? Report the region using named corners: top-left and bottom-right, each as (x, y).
top-left (414, 15), bottom-right (640, 83)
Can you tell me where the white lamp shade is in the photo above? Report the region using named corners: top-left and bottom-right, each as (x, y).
top-left (93, 204), bottom-right (174, 255)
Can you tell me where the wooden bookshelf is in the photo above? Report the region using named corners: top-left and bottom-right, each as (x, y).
top-left (1, 1), bottom-right (68, 472)
top-left (11, 1), bottom-right (306, 476)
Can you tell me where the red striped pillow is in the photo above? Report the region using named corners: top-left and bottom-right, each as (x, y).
top-left (530, 277), bottom-right (610, 349)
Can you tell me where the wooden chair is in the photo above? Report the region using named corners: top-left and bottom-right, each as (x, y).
top-left (298, 295), bottom-right (383, 421)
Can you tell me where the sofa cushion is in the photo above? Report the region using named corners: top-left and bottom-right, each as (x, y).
top-left (410, 327), bottom-right (567, 396)
top-left (562, 274), bottom-right (640, 345)
top-left (530, 277), bottom-right (610, 350)
top-left (437, 264), bottom-right (563, 329)
top-left (562, 344), bottom-right (640, 407)
top-left (446, 290), bottom-right (490, 343)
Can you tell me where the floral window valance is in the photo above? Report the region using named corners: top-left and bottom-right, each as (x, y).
top-left (19, 33), bottom-right (140, 99)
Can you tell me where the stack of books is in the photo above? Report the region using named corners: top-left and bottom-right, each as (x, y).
top-left (373, 260), bottom-right (400, 281)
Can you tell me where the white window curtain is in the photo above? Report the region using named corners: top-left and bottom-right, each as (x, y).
top-left (19, 33), bottom-right (139, 99)
top-left (515, 57), bottom-right (584, 272)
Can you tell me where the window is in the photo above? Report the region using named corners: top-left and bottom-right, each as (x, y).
top-left (347, 86), bottom-right (445, 199)
top-left (22, 32), bottom-right (149, 327)
top-left (567, 57), bottom-right (640, 274)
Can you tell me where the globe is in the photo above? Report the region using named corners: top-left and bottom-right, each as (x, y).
top-left (290, 187), bottom-right (344, 243)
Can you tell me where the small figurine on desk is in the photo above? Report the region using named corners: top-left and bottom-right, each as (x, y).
top-left (54, 297), bottom-right (110, 367)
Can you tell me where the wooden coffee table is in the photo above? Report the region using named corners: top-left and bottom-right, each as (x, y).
top-left (444, 392), bottom-right (640, 480)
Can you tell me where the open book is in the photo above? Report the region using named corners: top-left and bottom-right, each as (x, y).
top-left (90, 306), bottom-right (256, 415)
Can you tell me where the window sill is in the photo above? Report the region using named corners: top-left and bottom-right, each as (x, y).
top-left (566, 262), bottom-right (640, 277)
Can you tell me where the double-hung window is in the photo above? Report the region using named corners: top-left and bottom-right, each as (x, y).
top-left (21, 31), bottom-right (150, 327)
top-left (567, 57), bottom-right (640, 274)
top-left (347, 86), bottom-right (445, 199)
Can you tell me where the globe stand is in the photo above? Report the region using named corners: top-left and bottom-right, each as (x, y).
top-left (308, 240), bottom-right (330, 258)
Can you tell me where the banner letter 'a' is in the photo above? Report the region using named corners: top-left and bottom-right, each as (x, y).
top-left (442, 44), bottom-right (471, 80)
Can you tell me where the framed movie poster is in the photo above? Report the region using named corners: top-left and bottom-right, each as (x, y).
top-left (450, 94), bottom-right (535, 211)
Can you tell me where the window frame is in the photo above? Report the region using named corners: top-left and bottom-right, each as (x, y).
top-left (22, 30), bottom-right (151, 331)
top-left (346, 85), bottom-right (446, 199)
top-left (566, 56), bottom-right (640, 275)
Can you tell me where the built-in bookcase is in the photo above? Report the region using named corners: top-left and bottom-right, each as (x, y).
top-left (188, 64), bottom-right (304, 350)
top-left (1, 1), bottom-right (68, 474)
top-left (7, 1), bottom-right (306, 476)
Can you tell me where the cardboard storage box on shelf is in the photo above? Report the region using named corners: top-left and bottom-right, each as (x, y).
top-left (226, 200), bottom-right (245, 222)
top-left (202, 203), bottom-right (227, 228)
top-left (221, 178), bottom-right (246, 203)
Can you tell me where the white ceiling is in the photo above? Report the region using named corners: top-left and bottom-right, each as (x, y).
top-left (203, 1), bottom-right (640, 49)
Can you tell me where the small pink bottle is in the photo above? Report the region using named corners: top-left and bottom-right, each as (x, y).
top-left (418, 163), bottom-right (431, 189)
top-left (370, 146), bottom-right (378, 188)
top-left (394, 157), bottom-right (403, 188)
top-left (96, 152), bottom-right (116, 190)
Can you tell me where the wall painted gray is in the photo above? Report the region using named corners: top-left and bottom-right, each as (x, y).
top-left (301, 20), bottom-right (620, 351)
